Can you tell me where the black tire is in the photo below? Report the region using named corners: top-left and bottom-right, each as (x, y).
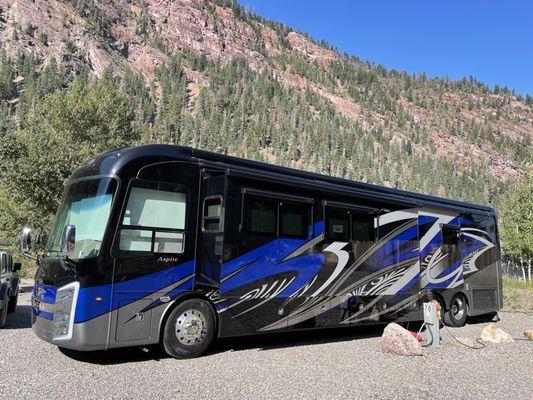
top-left (444, 294), bottom-right (467, 327)
top-left (0, 297), bottom-right (8, 328)
top-left (7, 293), bottom-right (18, 313)
top-left (162, 298), bottom-right (216, 359)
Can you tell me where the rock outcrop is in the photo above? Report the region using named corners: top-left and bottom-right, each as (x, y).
top-left (0, 0), bottom-right (530, 184)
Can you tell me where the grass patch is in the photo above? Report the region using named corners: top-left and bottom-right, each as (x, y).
top-left (503, 276), bottom-right (533, 313)
top-left (503, 276), bottom-right (533, 290)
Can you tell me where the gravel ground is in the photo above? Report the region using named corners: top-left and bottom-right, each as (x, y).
top-left (1, 282), bottom-right (532, 400)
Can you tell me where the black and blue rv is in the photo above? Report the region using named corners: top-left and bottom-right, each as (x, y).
top-left (24, 145), bottom-right (502, 358)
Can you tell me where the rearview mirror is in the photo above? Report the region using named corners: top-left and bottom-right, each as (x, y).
top-left (61, 225), bottom-right (76, 256)
top-left (13, 262), bottom-right (21, 272)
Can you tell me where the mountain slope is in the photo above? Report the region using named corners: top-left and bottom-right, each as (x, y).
top-left (0, 0), bottom-right (531, 208)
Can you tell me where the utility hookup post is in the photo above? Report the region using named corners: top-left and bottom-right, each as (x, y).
top-left (423, 301), bottom-right (441, 347)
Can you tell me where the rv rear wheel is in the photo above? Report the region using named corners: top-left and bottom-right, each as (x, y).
top-left (162, 298), bottom-right (216, 359)
top-left (443, 294), bottom-right (467, 327)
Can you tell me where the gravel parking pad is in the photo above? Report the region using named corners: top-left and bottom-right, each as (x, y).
top-left (1, 288), bottom-right (532, 400)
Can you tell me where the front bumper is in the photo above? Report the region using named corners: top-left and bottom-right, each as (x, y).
top-left (32, 282), bottom-right (109, 351)
top-left (31, 312), bottom-right (109, 351)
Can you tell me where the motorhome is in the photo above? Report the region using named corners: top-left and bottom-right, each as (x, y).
top-left (25, 145), bottom-right (502, 358)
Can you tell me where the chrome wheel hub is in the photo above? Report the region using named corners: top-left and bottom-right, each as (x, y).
top-left (451, 298), bottom-right (465, 320)
top-left (175, 309), bottom-right (206, 346)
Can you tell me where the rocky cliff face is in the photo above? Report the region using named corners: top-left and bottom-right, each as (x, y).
top-left (0, 0), bottom-right (531, 183)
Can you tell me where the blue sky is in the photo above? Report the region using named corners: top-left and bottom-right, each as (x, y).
top-left (240, 0), bottom-right (533, 95)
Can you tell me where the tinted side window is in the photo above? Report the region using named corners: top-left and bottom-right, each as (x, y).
top-left (244, 197), bottom-right (277, 235)
top-left (280, 202), bottom-right (310, 238)
top-left (442, 225), bottom-right (458, 246)
top-left (351, 213), bottom-right (376, 242)
top-left (119, 182), bottom-right (187, 254)
top-left (441, 225), bottom-right (460, 266)
top-left (326, 208), bottom-right (350, 241)
top-left (203, 196), bottom-right (223, 232)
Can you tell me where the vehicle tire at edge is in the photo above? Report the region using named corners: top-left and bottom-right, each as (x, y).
top-left (7, 293), bottom-right (18, 313)
top-left (162, 298), bottom-right (216, 359)
top-left (0, 297), bottom-right (8, 328)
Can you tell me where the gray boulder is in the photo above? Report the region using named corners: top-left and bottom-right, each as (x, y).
top-left (380, 322), bottom-right (423, 356)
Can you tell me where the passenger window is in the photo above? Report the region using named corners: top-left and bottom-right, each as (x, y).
top-left (280, 202), bottom-right (310, 238)
top-left (326, 208), bottom-right (350, 241)
top-left (203, 196), bottom-right (223, 232)
top-left (442, 225), bottom-right (459, 246)
top-left (351, 213), bottom-right (376, 242)
top-left (119, 182), bottom-right (187, 254)
top-left (244, 197), bottom-right (277, 235)
top-left (0, 254), bottom-right (5, 273)
top-left (441, 225), bottom-right (460, 266)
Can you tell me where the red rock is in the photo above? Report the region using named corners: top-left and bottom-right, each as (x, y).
top-left (380, 323), bottom-right (423, 356)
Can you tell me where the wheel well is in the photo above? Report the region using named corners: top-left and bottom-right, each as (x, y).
top-left (158, 292), bottom-right (219, 343)
top-left (422, 289), bottom-right (446, 310)
top-left (434, 290), bottom-right (469, 313)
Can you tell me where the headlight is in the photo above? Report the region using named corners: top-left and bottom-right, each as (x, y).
top-left (52, 282), bottom-right (79, 340)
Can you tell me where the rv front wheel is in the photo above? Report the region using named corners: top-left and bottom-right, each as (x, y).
top-left (162, 298), bottom-right (216, 359)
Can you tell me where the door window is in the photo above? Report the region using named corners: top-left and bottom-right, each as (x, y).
top-left (203, 196), bottom-right (223, 232)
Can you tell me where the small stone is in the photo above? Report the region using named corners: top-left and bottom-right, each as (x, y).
top-left (524, 330), bottom-right (533, 340)
top-left (480, 324), bottom-right (514, 343)
top-left (380, 323), bottom-right (423, 356)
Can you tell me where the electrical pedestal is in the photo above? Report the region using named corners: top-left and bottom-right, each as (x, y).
top-left (423, 301), bottom-right (441, 347)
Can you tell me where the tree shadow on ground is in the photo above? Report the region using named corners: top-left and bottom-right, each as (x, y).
top-left (59, 324), bottom-right (386, 365)
top-left (3, 305), bottom-right (32, 329)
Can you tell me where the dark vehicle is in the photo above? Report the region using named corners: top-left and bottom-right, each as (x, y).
top-left (23, 145), bottom-right (502, 358)
top-left (0, 250), bottom-right (21, 328)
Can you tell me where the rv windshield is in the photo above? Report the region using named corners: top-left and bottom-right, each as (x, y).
top-left (46, 177), bottom-right (117, 260)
